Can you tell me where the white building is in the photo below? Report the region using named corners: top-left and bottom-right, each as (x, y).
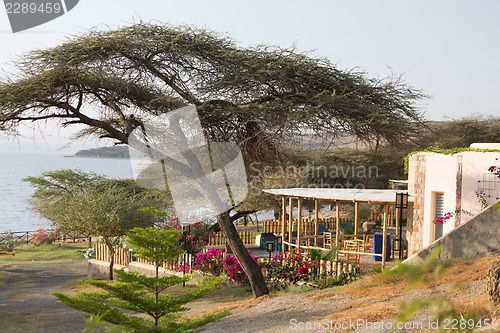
top-left (407, 145), bottom-right (500, 255)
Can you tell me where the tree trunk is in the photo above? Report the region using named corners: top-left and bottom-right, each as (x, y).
top-left (103, 237), bottom-right (114, 280)
top-left (138, 113), bottom-right (269, 297)
top-left (217, 211), bottom-right (269, 298)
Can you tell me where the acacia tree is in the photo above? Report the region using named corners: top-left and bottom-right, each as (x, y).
top-left (24, 170), bottom-right (162, 279)
top-left (0, 23), bottom-right (424, 297)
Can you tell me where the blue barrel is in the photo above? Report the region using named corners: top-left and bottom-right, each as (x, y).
top-left (372, 233), bottom-right (391, 261)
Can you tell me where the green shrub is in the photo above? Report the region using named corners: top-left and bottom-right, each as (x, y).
top-left (0, 230), bottom-right (17, 252)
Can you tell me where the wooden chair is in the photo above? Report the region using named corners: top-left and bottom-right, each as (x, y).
top-left (300, 238), bottom-right (310, 247)
top-left (361, 234), bottom-right (373, 253)
top-left (340, 239), bottom-right (361, 266)
top-left (323, 232), bottom-right (333, 249)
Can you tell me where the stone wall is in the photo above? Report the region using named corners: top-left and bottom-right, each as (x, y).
top-left (408, 154), bottom-right (426, 255)
top-left (405, 200), bottom-right (500, 264)
top-left (87, 259), bottom-right (182, 280)
top-left (87, 259), bottom-right (127, 279)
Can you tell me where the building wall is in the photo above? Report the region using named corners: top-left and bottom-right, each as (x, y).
top-left (461, 152), bottom-right (500, 220)
top-left (405, 200), bottom-right (500, 264)
top-left (421, 153), bottom-right (457, 248)
top-left (407, 151), bottom-right (500, 256)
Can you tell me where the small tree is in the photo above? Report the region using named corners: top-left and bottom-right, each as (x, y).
top-left (127, 227), bottom-right (184, 278)
top-left (24, 170), bottom-right (163, 279)
top-left (140, 207), bottom-right (214, 255)
top-left (54, 227), bottom-right (224, 332)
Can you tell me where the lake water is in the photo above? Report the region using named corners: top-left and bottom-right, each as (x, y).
top-left (0, 151), bottom-right (134, 231)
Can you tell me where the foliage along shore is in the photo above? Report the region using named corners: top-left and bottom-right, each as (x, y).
top-left (73, 146), bottom-right (129, 159)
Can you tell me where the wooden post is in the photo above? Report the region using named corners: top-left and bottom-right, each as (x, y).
top-left (392, 204), bottom-right (396, 227)
top-left (288, 197), bottom-right (293, 247)
top-left (382, 204), bottom-right (389, 270)
top-left (335, 201), bottom-right (340, 249)
top-left (281, 197), bottom-right (286, 249)
top-left (297, 198), bottom-right (302, 252)
top-left (354, 201), bottom-right (360, 236)
top-left (395, 206), bottom-right (400, 239)
top-left (314, 199), bottom-right (319, 247)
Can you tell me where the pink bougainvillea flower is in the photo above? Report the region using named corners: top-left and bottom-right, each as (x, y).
top-left (298, 266), bottom-right (308, 275)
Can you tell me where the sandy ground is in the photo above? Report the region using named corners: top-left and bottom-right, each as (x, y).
top-left (197, 279), bottom-right (487, 333)
top-left (197, 257), bottom-right (492, 333)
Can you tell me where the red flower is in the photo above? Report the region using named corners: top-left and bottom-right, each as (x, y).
top-left (298, 266), bottom-right (308, 275)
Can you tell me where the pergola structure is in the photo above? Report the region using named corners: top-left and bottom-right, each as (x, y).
top-left (262, 188), bottom-right (414, 269)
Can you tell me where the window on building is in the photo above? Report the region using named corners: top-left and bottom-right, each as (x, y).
top-left (433, 192), bottom-right (444, 240)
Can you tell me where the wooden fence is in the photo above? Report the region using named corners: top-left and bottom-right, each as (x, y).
top-left (268, 251), bottom-right (358, 276)
top-left (94, 243), bottom-right (209, 274)
top-left (262, 218), bottom-right (347, 234)
top-left (94, 243), bottom-right (358, 277)
top-left (207, 231), bottom-right (253, 246)
top-left (95, 243), bottom-right (130, 266)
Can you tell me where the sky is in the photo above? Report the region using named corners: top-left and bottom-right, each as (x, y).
top-left (0, 0), bottom-right (499, 153)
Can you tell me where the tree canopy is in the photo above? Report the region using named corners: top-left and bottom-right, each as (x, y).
top-left (24, 169), bottom-right (166, 236)
top-left (24, 169), bottom-right (168, 279)
top-left (0, 23), bottom-right (424, 157)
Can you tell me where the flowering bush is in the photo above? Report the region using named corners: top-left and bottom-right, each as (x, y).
top-left (223, 256), bottom-right (247, 284)
top-left (192, 248), bottom-right (260, 286)
top-left (177, 220), bottom-right (214, 255)
top-left (141, 208), bottom-right (215, 255)
top-left (433, 212), bottom-right (454, 225)
top-left (223, 250), bottom-right (260, 285)
top-left (265, 251), bottom-right (316, 284)
top-left (176, 262), bottom-right (191, 273)
top-left (264, 250), bottom-right (358, 289)
top-left (489, 165), bottom-right (500, 179)
top-left (475, 189), bottom-right (488, 210)
top-left (30, 229), bottom-right (59, 245)
top-left (84, 247), bottom-right (95, 260)
top-left (194, 247), bottom-right (224, 276)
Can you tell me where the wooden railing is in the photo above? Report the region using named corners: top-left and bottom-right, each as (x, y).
top-left (0, 229), bottom-right (91, 245)
top-left (95, 243), bottom-right (130, 266)
top-left (93, 243), bottom-right (357, 277)
top-left (263, 251), bottom-right (358, 277)
top-left (262, 218), bottom-right (351, 234)
top-left (207, 231), bottom-right (253, 246)
top-left (370, 210), bottom-right (396, 225)
top-left (94, 243), bottom-right (210, 274)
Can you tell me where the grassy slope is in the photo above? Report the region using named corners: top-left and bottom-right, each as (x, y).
top-left (0, 243), bottom-right (88, 264)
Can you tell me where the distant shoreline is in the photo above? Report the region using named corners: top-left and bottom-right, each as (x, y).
top-left (73, 146), bottom-right (129, 159)
top-left (66, 155), bottom-right (129, 159)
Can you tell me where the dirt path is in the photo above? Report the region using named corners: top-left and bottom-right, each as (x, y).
top-left (0, 262), bottom-right (88, 333)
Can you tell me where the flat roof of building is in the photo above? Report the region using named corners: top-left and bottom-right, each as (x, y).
top-left (470, 143), bottom-right (500, 150)
top-left (262, 188), bottom-right (414, 204)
